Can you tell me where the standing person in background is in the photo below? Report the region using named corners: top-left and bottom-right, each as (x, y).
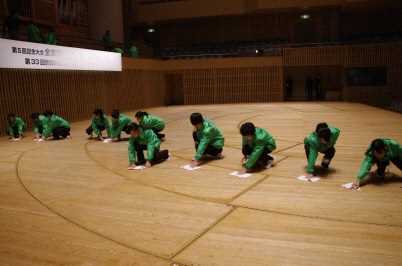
top-left (135, 111), bottom-right (165, 140)
top-left (7, 113), bottom-right (26, 140)
top-left (86, 109), bottom-right (111, 141)
top-left (285, 76), bottom-right (293, 100)
top-left (102, 30), bottom-right (113, 51)
top-left (46, 27), bottom-right (57, 45)
top-left (305, 76), bottom-right (313, 101)
top-left (314, 75), bottom-right (322, 100)
top-left (110, 109), bottom-right (132, 142)
top-left (3, 11), bottom-right (20, 40)
top-left (27, 21), bottom-right (43, 43)
top-left (30, 112), bottom-right (46, 140)
top-left (42, 110), bottom-right (70, 140)
top-left (128, 43), bottom-right (139, 58)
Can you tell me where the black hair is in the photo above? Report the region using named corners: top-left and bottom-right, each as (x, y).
top-left (315, 122), bottom-right (328, 133)
top-left (94, 108), bottom-right (104, 116)
top-left (240, 122), bottom-right (256, 136)
top-left (111, 109), bottom-right (120, 119)
top-left (128, 122), bottom-right (140, 133)
top-left (31, 112), bottom-right (40, 120)
top-left (190, 113), bottom-right (204, 126)
top-left (317, 127), bottom-right (331, 142)
top-left (135, 111), bottom-right (149, 119)
top-left (371, 139), bottom-right (386, 153)
top-left (44, 110), bottom-right (54, 117)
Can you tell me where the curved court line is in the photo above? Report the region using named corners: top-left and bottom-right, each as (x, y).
top-left (13, 105), bottom-right (402, 266)
top-left (234, 204), bottom-right (402, 229)
top-left (14, 148), bottom-right (185, 264)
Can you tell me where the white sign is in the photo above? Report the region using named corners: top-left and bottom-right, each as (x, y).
top-left (0, 38), bottom-right (122, 71)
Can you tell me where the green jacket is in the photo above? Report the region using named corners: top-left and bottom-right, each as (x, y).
top-left (304, 127), bottom-right (340, 174)
top-left (139, 114), bottom-right (165, 131)
top-left (46, 32), bottom-right (57, 45)
top-left (194, 119), bottom-right (224, 161)
top-left (357, 139), bottom-right (402, 180)
top-left (8, 117), bottom-right (26, 136)
top-left (27, 23), bottom-right (42, 43)
top-left (91, 116), bottom-right (111, 137)
top-left (128, 46), bottom-right (139, 58)
top-left (243, 127), bottom-right (276, 169)
top-left (43, 115), bottom-right (70, 138)
top-left (128, 128), bottom-right (160, 163)
top-left (33, 114), bottom-right (46, 134)
top-left (110, 114), bottom-right (132, 139)
top-left (113, 48), bottom-right (124, 54)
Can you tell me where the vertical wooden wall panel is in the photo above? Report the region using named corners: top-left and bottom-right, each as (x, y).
top-left (0, 67), bottom-right (167, 135)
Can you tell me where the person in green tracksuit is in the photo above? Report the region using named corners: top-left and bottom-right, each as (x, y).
top-left (352, 138), bottom-right (402, 189)
top-left (30, 112), bottom-right (47, 139)
top-left (86, 109), bottom-right (111, 140)
top-left (239, 122), bottom-right (276, 173)
top-left (128, 123), bottom-right (169, 168)
top-left (7, 113), bottom-right (26, 139)
top-left (135, 111), bottom-right (165, 139)
top-left (304, 123), bottom-right (340, 177)
top-left (46, 28), bottom-right (57, 45)
top-left (128, 44), bottom-right (139, 58)
top-left (110, 109), bottom-right (132, 141)
top-left (27, 22), bottom-right (43, 43)
top-left (42, 111), bottom-right (70, 140)
top-left (190, 113), bottom-right (224, 167)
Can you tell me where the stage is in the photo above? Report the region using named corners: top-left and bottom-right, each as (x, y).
top-left (1, 102), bottom-right (401, 266)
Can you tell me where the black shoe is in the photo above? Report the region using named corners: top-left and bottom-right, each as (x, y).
top-left (321, 158), bottom-right (330, 169)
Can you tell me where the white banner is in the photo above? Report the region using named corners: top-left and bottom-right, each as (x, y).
top-left (0, 38), bottom-right (122, 71)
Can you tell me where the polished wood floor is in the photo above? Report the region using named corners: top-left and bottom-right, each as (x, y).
top-left (1, 102), bottom-right (401, 266)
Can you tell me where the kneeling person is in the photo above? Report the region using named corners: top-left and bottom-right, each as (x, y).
top-left (353, 138), bottom-right (402, 188)
top-left (110, 109), bottom-right (132, 141)
top-left (128, 123), bottom-right (169, 168)
top-left (240, 122), bottom-right (276, 173)
top-left (190, 113), bottom-right (224, 167)
top-left (42, 111), bottom-right (70, 140)
top-left (135, 111), bottom-right (166, 139)
top-left (31, 112), bottom-right (46, 139)
top-left (86, 108), bottom-right (111, 140)
top-left (304, 123), bottom-right (340, 177)
top-left (7, 113), bottom-right (26, 140)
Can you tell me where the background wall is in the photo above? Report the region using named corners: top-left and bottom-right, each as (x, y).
top-left (0, 58), bottom-right (166, 135)
top-left (1, 42), bottom-right (401, 135)
top-left (87, 0), bottom-right (124, 44)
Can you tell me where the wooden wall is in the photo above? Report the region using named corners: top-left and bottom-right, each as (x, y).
top-left (283, 42), bottom-right (402, 105)
top-left (0, 58), bottom-right (166, 135)
top-left (162, 57), bottom-right (284, 105)
top-left (1, 42), bottom-right (401, 134)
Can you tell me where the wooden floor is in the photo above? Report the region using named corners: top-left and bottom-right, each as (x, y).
top-left (1, 102), bottom-right (402, 266)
